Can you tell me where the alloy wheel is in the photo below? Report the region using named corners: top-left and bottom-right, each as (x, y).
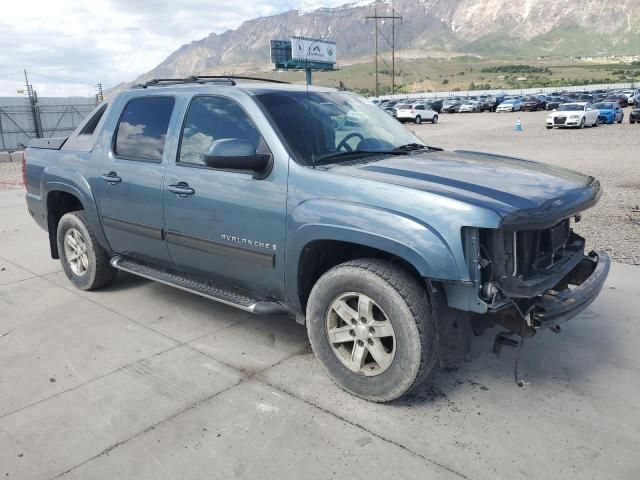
top-left (63, 228), bottom-right (89, 276)
top-left (325, 292), bottom-right (396, 376)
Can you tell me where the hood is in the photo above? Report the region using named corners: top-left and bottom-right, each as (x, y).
top-left (334, 150), bottom-right (601, 229)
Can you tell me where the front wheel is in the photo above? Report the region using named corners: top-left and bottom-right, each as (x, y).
top-left (306, 259), bottom-right (437, 402)
top-left (57, 211), bottom-right (117, 290)
top-left (579, 118), bottom-right (585, 129)
top-left (414, 115), bottom-right (422, 124)
top-left (432, 115), bottom-right (438, 124)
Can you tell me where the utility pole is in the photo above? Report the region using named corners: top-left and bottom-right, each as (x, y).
top-left (95, 83), bottom-right (104, 104)
top-left (366, 8), bottom-right (402, 96)
top-left (24, 69), bottom-right (42, 139)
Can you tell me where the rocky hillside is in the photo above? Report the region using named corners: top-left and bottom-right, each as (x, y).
top-left (130, 0), bottom-right (640, 84)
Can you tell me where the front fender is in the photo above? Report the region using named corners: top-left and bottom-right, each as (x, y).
top-left (286, 199), bottom-right (461, 307)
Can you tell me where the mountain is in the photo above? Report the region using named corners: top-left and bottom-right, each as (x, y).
top-left (128, 0), bottom-right (640, 85)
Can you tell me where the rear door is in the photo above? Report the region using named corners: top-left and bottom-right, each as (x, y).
top-left (95, 95), bottom-right (176, 267)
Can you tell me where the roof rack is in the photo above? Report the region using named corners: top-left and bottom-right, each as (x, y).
top-left (133, 75), bottom-right (290, 89)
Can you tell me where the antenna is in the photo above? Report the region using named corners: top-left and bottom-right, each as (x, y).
top-left (366, 7), bottom-right (402, 97)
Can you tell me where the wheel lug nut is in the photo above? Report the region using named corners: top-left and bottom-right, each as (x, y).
top-left (367, 338), bottom-right (374, 345)
top-left (369, 327), bottom-right (375, 335)
top-left (357, 340), bottom-right (364, 346)
top-left (350, 330), bottom-right (355, 337)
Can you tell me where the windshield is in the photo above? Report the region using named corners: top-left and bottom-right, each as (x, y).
top-left (254, 91), bottom-right (424, 165)
top-left (558, 104), bottom-right (584, 111)
top-left (593, 103), bottom-right (614, 109)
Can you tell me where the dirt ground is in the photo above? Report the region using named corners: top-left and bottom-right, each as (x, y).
top-left (412, 109), bottom-right (640, 265)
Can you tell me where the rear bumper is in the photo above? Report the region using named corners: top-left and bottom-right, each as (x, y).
top-left (532, 250), bottom-right (610, 328)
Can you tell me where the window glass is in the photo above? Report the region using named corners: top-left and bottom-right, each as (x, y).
top-left (179, 96), bottom-right (261, 165)
top-left (80, 103), bottom-right (107, 135)
top-left (254, 91), bottom-right (421, 166)
top-left (114, 96), bottom-right (174, 161)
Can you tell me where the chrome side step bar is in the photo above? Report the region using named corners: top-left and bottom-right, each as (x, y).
top-left (110, 256), bottom-right (286, 315)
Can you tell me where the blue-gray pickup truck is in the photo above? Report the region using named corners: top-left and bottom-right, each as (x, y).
top-left (23, 77), bottom-right (609, 401)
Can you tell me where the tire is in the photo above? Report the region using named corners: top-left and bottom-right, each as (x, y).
top-left (306, 259), bottom-right (437, 402)
top-left (57, 210), bottom-right (116, 291)
top-left (631, 119), bottom-right (636, 124)
top-left (594, 117), bottom-right (600, 127)
top-left (432, 115), bottom-right (438, 124)
top-left (414, 115), bottom-right (422, 124)
top-left (546, 126), bottom-right (553, 129)
top-left (579, 118), bottom-right (585, 129)
top-left (617, 116), bottom-right (623, 124)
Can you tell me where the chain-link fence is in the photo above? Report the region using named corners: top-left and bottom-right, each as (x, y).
top-left (0, 96), bottom-right (98, 152)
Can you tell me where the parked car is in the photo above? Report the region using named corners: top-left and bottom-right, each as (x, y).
top-left (22, 76), bottom-right (610, 402)
top-left (619, 89), bottom-right (639, 106)
top-left (546, 102), bottom-right (600, 129)
top-left (496, 98), bottom-right (522, 112)
top-left (424, 99), bottom-right (443, 113)
top-left (442, 98), bottom-right (462, 113)
top-left (458, 100), bottom-right (482, 113)
top-left (630, 106), bottom-right (640, 124)
top-left (605, 93), bottom-right (629, 108)
top-left (593, 102), bottom-right (624, 124)
top-left (395, 103), bottom-right (438, 124)
top-left (521, 96), bottom-right (545, 111)
top-left (481, 94), bottom-right (506, 112)
top-left (546, 96), bottom-right (568, 110)
top-left (577, 94), bottom-right (594, 103)
top-left (382, 106), bottom-right (397, 117)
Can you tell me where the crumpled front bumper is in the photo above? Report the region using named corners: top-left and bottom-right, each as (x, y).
top-left (532, 250), bottom-right (610, 328)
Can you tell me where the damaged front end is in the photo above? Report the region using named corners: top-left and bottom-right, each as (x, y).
top-left (456, 217), bottom-right (610, 338)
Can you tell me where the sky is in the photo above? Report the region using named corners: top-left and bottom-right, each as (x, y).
top-left (0, 0), bottom-right (350, 97)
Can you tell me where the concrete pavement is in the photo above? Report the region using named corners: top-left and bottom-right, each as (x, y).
top-left (0, 188), bottom-right (638, 479)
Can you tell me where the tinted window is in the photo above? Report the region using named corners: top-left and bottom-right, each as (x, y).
top-left (80, 103), bottom-right (107, 135)
top-left (114, 96), bottom-right (174, 161)
top-left (178, 96), bottom-right (261, 166)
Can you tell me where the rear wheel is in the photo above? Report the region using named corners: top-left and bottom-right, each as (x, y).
top-left (57, 211), bottom-right (116, 290)
top-left (306, 259), bottom-right (437, 402)
top-left (594, 117), bottom-right (600, 127)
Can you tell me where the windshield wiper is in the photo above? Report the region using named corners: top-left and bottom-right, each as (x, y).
top-left (315, 149), bottom-right (403, 165)
top-left (393, 143), bottom-right (443, 152)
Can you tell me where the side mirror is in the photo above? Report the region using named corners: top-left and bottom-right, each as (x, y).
top-left (203, 138), bottom-right (271, 178)
top-left (553, 109), bottom-right (557, 112)
top-left (586, 107), bottom-right (592, 111)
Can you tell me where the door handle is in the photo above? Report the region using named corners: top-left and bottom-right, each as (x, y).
top-left (168, 182), bottom-right (195, 197)
top-left (101, 172), bottom-right (121, 184)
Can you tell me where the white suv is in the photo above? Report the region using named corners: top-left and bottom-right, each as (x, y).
top-left (395, 103), bottom-right (438, 124)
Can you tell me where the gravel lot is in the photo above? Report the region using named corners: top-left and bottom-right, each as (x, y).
top-left (412, 109), bottom-right (640, 265)
top-left (0, 161), bottom-right (23, 190)
top-left (2, 109), bottom-right (638, 262)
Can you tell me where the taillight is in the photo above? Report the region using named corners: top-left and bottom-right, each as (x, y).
top-left (21, 151), bottom-right (27, 189)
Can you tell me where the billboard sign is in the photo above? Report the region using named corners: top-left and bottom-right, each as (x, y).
top-left (290, 37), bottom-right (336, 65)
